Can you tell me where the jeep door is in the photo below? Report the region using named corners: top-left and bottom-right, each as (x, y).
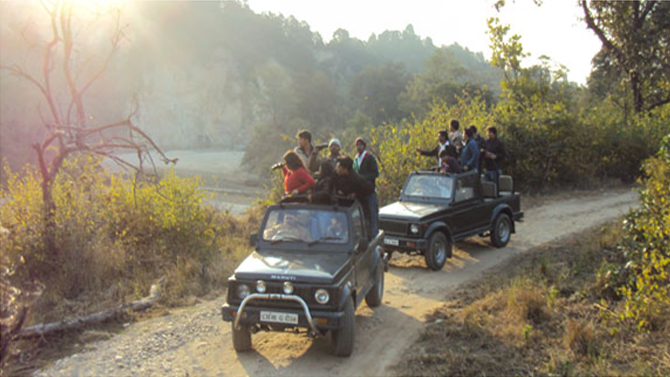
top-left (351, 206), bottom-right (373, 300)
top-left (449, 172), bottom-right (489, 236)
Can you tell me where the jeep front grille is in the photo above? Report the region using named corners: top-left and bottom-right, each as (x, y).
top-left (380, 220), bottom-right (408, 235)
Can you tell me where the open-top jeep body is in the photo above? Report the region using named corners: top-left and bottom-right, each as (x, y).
top-left (379, 170), bottom-right (523, 270)
top-left (221, 199), bottom-right (385, 357)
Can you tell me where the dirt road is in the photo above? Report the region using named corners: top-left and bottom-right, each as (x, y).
top-left (36, 189), bottom-right (638, 377)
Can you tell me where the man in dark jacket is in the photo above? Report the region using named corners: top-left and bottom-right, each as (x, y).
top-left (469, 126), bottom-right (486, 174)
top-left (353, 137), bottom-right (380, 236)
top-left (335, 156), bottom-right (374, 236)
top-left (484, 126), bottom-right (505, 186)
top-left (416, 130), bottom-right (449, 167)
top-left (461, 127), bottom-right (480, 173)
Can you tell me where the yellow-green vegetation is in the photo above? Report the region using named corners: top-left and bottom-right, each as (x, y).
top-left (393, 137), bottom-right (670, 376)
top-left (598, 134), bottom-right (670, 331)
top-left (0, 156), bottom-right (257, 324)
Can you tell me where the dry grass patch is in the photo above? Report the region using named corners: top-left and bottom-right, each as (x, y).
top-left (393, 223), bottom-right (670, 376)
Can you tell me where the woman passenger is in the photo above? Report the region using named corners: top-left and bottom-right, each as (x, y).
top-left (282, 150), bottom-right (316, 198)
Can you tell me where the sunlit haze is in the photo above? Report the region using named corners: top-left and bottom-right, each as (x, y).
top-left (247, 0), bottom-right (602, 84)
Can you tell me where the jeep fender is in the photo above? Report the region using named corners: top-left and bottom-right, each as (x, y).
top-left (491, 204), bottom-right (515, 233)
top-left (371, 242), bottom-right (384, 275)
top-left (338, 277), bottom-right (355, 311)
top-left (424, 222), bottom-right (454, 252)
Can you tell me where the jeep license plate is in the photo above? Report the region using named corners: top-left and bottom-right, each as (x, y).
top-left (384, 238), bottom-right (399, 246)
top-left (260, 311), bottom-right (298, 325)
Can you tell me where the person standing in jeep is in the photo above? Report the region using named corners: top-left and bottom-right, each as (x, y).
top-left (335, 156), bottom-right (374, 234)
top-left (416, 130), bottom-right (449, 166)
top-left (484, 126), bottom-right (506, 187)
top-left (309, 137), bottom-right (342, 172)
top-left (461, 127), bottom-right (481, 173)
top-left (294, 130), bottom-right (318, 174)
top-left (354, 137), bottom-right (380, 236)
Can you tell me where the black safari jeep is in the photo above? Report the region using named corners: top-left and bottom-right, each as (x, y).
top-left (379, 170), bottom-right (523, 270)
top-left (221, 200), bottom-right (385, 357)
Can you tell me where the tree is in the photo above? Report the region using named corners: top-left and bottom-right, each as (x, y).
top-left (1, 1), bottom-right (174, 256)
top-left (349, 62), bottom-right (409, 125)
top-left (581, 0), bottom-right (670, 113)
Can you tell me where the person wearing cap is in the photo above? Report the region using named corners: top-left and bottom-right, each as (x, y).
top-left (354, 137), bottom-right (380, 236)
top-left (310, 137), bottom-right (342, 172)
top-left (294, 129), bottom-right (318, 174)
top-left (416, 130), bottom-right (449, 167)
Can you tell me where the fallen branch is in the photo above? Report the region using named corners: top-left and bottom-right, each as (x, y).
top-left (18, 276), bottom-right (166, 339)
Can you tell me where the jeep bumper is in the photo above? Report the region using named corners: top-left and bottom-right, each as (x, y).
top-left (222, 293), bottom-right (345, 333)
top-left (381, 235), bottom-right (427, 252)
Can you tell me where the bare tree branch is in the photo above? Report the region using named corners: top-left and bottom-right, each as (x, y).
top-left (581, 0), bottom-right (625, 66)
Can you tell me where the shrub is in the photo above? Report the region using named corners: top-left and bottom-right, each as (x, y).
top-left (0, 156), bottom-right (246, 322)
top-left (505, 278), bottom-right (549, 324)
top-left (598, 134), bottom-right (670, 330)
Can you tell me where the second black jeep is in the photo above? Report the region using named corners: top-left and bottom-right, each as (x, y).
top-left (221, 199), bottom-right (385, 357)
top-left (379, 170), bottom-right (523, 270)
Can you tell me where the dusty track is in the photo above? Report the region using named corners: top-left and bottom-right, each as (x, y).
top-left (36, 189), bottom-right (638, 377)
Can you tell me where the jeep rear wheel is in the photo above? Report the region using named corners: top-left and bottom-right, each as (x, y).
top-left (491, 213), bottom-right (512, 248)
top-left (232, 323), bottom-right (252, 352)
top-left (365, 263), bottom-right (384, 308)
top-left (331, 295), bottom-right (355, 357)
top-left (425, 232), bottom-right (450, 271)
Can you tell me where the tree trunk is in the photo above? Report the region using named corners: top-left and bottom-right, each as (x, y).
top-left (18, 277), bottom-right (166, 339)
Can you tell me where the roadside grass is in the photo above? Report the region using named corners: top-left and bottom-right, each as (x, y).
top-left (393, 222), bottom-right (670, 376)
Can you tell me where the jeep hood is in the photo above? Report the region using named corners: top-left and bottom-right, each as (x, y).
top-left (234, 250), bottom-right (351, 284)
top-left (379, 201), bottom-right (444, 221)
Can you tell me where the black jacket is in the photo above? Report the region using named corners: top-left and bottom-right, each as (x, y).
top-left (311, 176), bottom-right (336, 205)
top-left (355, 152), bottom-right (379, 189)
top-left (335, 172), bottom-right (374, 201)
top-left (484, 138), bottom-right (505, 171)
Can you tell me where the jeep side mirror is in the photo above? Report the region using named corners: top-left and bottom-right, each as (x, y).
top-left (249, 233), bottom-right (258, 246)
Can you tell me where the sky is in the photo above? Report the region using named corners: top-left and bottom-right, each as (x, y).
top-left (246, 0), bottom-right (603, 85)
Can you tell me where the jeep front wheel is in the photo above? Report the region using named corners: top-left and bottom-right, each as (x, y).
top-left (365, 263), bottom-right (384, 308)
top-left (232, 323), bottom-right (252, 352)
top-left (331, 295), bottom-right (355, 357)
top-left (490, 213), bottom-right (512, 248)
top-left (425, 232), bottom-right (450, 271)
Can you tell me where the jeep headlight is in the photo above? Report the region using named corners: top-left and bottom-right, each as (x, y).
top-left (283, 281), bottom-right (294, 295)
top-left (256, 280), bottom-right (266, 293)
top-left (410, 224), bottom-right (420, 234)
top-left (236, 284), bottom-right (251, 299)
top-left (314, 289), bottom-right (330, 304)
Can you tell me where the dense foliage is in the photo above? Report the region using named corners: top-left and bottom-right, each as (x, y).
top-left (599, 135), bottom-right (670, 330)
top-left (0, 157), bottom-right (252, 322)
top-left (582, 0), bottom-right (670, 113)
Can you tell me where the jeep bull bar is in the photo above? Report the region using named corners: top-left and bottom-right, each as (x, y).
top-left (233, 293), bottom-right (320, 335)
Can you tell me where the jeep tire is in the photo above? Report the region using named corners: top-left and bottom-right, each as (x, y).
top-left (331, 295), bottom-right (355, 357)
top-left (491, 213), bottom-right (512, 248)
top-left (232, 323), bottom-right (252, 352)
top-left (425, 232), bottom-right (450, 271)
top-left (365, 262), bottom-right (384, 308)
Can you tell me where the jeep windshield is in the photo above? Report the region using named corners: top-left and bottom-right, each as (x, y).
top-left (402, 174), bottom-right (454, 200)
top-left (262, 208), bottom-right (349, 244)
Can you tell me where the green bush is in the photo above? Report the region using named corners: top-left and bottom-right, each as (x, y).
top-left (0, 156), bottom-right (247, 321)
top-left (598, 135), bottom-right (670, 330)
